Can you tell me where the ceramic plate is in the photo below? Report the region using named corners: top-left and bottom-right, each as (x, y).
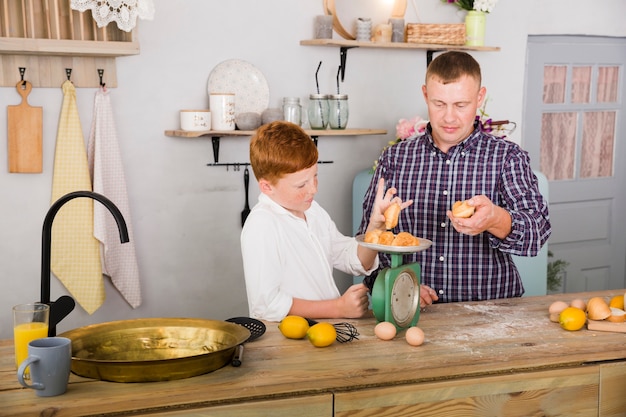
top-left (207, 59), bottom-right (270, 115)
top-left (355, 234), bottom-right (433, 254)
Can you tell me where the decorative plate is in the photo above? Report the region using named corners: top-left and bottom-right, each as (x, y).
top-left (355, 234), bottom-right (433, 254)
top-left (207, 59), bottom-right (270, 115)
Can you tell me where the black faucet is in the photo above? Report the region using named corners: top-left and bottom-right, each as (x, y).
top-left (41, 191), bottom-right (130, 336)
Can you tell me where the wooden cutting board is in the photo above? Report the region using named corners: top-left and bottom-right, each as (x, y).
top-left (587, 319), bottom-right (626, 333)
top-left (7, 80), bottom-right (43, 173)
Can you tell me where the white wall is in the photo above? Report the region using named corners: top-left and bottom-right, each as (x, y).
top-left (0, 0), bottom-right (624, 338)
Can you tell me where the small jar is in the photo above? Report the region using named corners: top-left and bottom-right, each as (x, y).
top-left (282, 97), bottom-right (302, 126)
top-left (307, 94), bottom-right (329, 129)
top-left (328, 94), bottom-right (349, 129)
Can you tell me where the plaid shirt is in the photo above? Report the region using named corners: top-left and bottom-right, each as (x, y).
top-left (358, 124), bottom-right (551, 302)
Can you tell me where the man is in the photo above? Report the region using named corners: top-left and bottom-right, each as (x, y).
top-left (358, 51), bottom-right (551, 307)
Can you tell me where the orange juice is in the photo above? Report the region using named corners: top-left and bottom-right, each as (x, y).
top-left (14, 322), bottom-right (49, 368)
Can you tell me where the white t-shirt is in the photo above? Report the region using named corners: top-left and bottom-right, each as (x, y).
top-left (241, 194), bottom-right (377, 321)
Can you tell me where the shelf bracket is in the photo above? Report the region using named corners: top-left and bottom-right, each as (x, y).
top-left (339, 46), bottom-right (356, 81)
top-left (212, 137), bottom-right (220, 163)
top-left (426, 50), bottom-right (436, 67)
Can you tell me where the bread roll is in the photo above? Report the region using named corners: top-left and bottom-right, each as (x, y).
top-left (378, 231), bottom-right (395, 246)
top-left (384, 203), bottom-right (401, 229)
top-left (452, 200), bottom-right (475, 218)
top-left (364, 229), bottom-right (382, 244)
top-left (392, 232), bottom-right (420, 247)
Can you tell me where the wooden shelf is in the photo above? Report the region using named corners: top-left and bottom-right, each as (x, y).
top-left (300, 38), bottom-right (500, 52)
top-left (164, 128), bottom-right (387, 138)
top-left (165, 128), bottom-right (388, 167)
top-left (301, 39), bottom-right (500, 77)
top-left (0, 37), bottom-right (139, 56)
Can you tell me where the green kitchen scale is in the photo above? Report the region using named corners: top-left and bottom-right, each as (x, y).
top-left (356, 235), bottom-right (433, 329)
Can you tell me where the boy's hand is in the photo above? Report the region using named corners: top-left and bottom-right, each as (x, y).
top-left (338, 283), bottom-right (369, 318)
top-left (367, 178), bottom-right (413, 231)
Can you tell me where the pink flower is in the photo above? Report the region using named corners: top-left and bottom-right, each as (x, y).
top-left (395, 116), bottom-right (427, 140)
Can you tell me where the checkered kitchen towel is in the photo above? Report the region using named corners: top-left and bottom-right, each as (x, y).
top-left (51, 80), bottom-right (104, 314)
top-left (87, 87), bottom-right (141, 308)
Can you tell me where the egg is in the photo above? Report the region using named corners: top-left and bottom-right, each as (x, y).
top-left (405, 326), bottom-right (425, 346)
top-left (548, 300), bottom-right (569, 322)
top-left (374, 321), bottom-right (397, 341)
top-left (570, 298), bottom-right (586, 311)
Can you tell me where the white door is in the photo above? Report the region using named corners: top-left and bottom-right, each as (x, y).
top-left (524, 35), bottom-right (626, 292)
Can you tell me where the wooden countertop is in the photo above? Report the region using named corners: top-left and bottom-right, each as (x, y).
top-left (1, 290), bottom-right (625, 416)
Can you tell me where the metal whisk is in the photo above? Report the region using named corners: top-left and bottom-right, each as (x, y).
top-left (306, 319), bottom-right (359, 343)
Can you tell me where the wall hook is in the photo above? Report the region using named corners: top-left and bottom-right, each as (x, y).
top-left (19, 67), bottom-right (26, 82)
top-left (65, 68), bottom-right (72, 81)
top-left (98, 69), bottom-right (105, 87)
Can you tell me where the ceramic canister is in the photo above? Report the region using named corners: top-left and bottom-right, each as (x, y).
top-left (209, 93), bottom-right (235, 130)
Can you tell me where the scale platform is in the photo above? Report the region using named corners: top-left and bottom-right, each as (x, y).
top-left (356, 235), bottom-right (433, 329)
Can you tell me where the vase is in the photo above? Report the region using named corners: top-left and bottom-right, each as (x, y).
top-left (464, 10), bottom-right (486, 46)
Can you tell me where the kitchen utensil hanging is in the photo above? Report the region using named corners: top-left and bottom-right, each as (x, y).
top-left (241, 167), bottom-right (251, 226)
top-left (7, 68), bottom-right (43, 173)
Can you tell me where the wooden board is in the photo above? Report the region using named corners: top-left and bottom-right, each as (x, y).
top-left (7, 80), bottom-right (43, 173)
top-left (587, 319), bottom-right (626, 333)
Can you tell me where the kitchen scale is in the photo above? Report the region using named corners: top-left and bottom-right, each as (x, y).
top-left (356, 235), bottom-right (432, 329)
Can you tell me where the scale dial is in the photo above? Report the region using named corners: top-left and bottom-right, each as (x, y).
top-left (390, 270), bottom-right (419, 328)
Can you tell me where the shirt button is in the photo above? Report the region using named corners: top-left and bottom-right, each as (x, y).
top-left (446, 160), bottom-right (451, 165)
top-left (443, 190), bottom-right (448, 196)
top-left (439, 256), bottom-right (445, 262)
top-left (440, 222), bottom-right (446, 228)
top-left (438, 289), bottom-right (444, 295)
top-left (461, 152), bottom-right (466, 156)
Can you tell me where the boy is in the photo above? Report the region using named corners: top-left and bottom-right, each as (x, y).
top-left (241, 121), bottom-right (410, 321)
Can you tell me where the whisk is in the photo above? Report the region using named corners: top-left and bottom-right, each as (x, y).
top-left (306, 318), bottom-right (359, 343)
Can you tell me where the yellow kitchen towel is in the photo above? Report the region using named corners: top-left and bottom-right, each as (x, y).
top-left (87, 87), bottom-right (142, 308)
top-left (51, 80), bottom-right (104, 314)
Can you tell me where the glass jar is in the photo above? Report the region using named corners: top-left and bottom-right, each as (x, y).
top-left (328, 94), bottom-right (349, 129)
top-left (307, 94), bottom-right (329, 130)
top-left (282, 97), bottom-right (302, 126)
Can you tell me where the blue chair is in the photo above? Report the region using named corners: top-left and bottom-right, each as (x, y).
top-left (351, 169), bottom-right (549, 296)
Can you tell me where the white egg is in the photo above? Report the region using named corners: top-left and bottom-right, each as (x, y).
top-left (374, 321), bottom-right (397, 341)
top-left (405, 326), bottom-right (425, 346)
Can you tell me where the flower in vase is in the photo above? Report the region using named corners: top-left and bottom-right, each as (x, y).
top-left (441, 0), bottom-right (498, 13)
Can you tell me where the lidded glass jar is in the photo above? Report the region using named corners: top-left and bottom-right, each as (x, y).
top-left (328, 94), bottom-right (349, 129)
top-left (307, 94), bottom-right (329, 130)
top-left (282, 97), bottom-right (302, 126)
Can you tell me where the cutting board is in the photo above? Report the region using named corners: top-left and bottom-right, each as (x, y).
top-left (587, 319), bottom-right (626, 333)
top-left (7, 80), bottom-right (43, 173)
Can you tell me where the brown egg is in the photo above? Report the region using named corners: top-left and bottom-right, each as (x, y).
top-left (548, 300), bottom-right (569, 322)
top-left (405, 326), bottom-right (425, 346)
top-left (570, 298), bottom-right (586, 311)
top-left (374, 321), bottom-right (397, 341)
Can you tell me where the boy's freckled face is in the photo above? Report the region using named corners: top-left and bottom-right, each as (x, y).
top-left (268, 165), bottom-right (318, 218)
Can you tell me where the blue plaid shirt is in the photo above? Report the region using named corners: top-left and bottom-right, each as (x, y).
top-left (358, 124), bottom-right (551, 302)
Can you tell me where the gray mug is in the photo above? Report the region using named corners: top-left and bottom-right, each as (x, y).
top-left (17, 337), bottom-right (71, 397)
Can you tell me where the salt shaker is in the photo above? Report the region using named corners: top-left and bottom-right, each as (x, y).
top-left (283, 97), bottom-right (302, 126)
top-left (328, 94), bottom-right (349, 129)
top-left (308, 94), bottom-right (329, 130)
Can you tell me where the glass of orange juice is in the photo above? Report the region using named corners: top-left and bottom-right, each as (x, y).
top-left (13, 303), bottom-right (50, 370)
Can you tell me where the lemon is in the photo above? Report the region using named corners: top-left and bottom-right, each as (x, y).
top-left (278, 316), bottom-right (310, 339)
top-left (608, 294), bottom-right (625, 310)
top-left (306, 322), bottom-right (337, 347)
top-left (559, 306), bottom-right (586, 331)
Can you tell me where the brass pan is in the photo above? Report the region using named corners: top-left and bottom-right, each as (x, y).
top-left (59, 318), bottom-right (250, 382)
